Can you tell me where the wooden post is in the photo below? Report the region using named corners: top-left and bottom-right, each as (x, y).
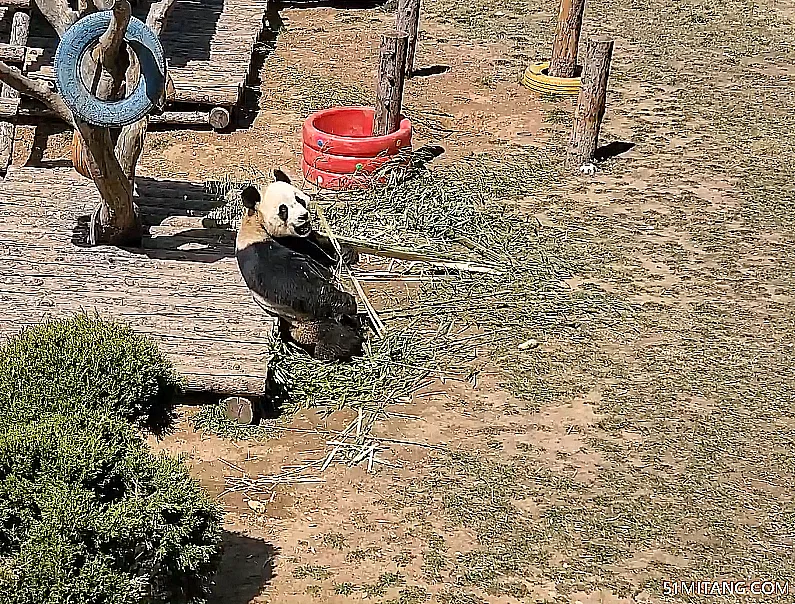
top-left (566, 38), bottom-right (614, 170)
top-left (548, 0), bottom-right (586, 79)
top-left (0, 10), bottom-right (31, 175)
top-left (396, 0), bottom-right (421, 77)
top-left (373, 30), bottom-right (408, 137)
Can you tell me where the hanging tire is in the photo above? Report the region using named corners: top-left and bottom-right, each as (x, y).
top-left (54, 11), bottom-right (167, 128)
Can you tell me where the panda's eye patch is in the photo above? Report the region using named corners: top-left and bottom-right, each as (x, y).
top-left (278, 204), bottom-right (289, 221)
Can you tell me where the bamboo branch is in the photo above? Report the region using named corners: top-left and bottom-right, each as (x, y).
top-left (0, 62), bottom-right (72, 123)
top-left (33, 0), bottom-right (79, 37)
top-left (334, 235), bottom-right (504, 275)
top-left (313, 204), bottom-right (386, 338)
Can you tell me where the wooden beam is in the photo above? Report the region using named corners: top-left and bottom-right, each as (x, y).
top-left (566, 38), bottom-right (614, 170)
top-left (26, 69), bottom-right (240, 107)
top-left (396, 0), bottom-right (421, 77)
top-left (0, 101), bottom-right (230, 129)
top-left (373, 30), bottom-right (408, 137)
top-left (549, 0), bottom-right (587, 79)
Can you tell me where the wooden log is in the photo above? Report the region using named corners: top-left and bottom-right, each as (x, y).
top-left (395, 0), bottom-right (421, 77)
top-left (549, 0), bottom-right (586, 79)
top-left (0, 123), bottom-right (12, 175)
top-left (181, 373), bottom-right (269, 397)
top-left (1, 14), bottom-right (30, 99)
top-left (566, 38), bottom-right (614, 170)
top-left (373, 30), bottom-right (408, 137)
top-left (209, 106), bottom-right (230, 130)
top-left (0, 10), bottom-right (31, 175)
top-left (0, 102), bottom-right (225, 129)
top-left (166, 83), bottom-right (238, 106)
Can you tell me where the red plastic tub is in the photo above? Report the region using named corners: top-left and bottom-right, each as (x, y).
top-left (302, 106), bottom-right (412, 189)
top-left (302, 144), bottom-right (392, 175)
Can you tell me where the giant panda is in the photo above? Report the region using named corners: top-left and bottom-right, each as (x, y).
top-left (235, 169), bottom-right (364, 361)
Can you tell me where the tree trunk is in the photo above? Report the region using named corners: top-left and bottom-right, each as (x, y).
top-left (373, 30), bottom-right (408, 137)
top-left (395, 0), bottom-right (421, 77)
top-left (566, 38), bottom-right (614, 170)
top-left (74, 0), bottom-right (140, 245)
top-left (33, 0), bottom-right (78, 37)
top-left (549, 0), bottom-right (587, 79)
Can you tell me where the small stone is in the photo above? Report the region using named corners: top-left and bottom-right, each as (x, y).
top-left (247, 499), bottom-right (266, 513)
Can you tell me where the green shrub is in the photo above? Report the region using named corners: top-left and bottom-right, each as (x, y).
top-left (0, 414), bottom-right (222, 604)
top-left (0, 314), bottom-right (180, 435)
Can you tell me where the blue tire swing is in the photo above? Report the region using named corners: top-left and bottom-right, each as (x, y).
top-left (54, 11), bottom-right (167, 128)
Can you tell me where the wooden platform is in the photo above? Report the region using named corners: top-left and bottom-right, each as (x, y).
top-left (0, 166), bottom-right (277, 397)
top-left (0, 0), bottom-right (270, 131)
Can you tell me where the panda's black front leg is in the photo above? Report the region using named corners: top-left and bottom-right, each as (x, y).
top-left (310, 233), bottom-right (360, 267)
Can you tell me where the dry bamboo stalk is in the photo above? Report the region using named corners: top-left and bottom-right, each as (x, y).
top-left (313, 204), bottom-right (386, 338)
top-left (334, 235), bottom-right (503, 275)
top-left (320, 445), bottom-right (340, 471)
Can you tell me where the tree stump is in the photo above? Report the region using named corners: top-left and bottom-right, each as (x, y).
top-left (549, 0), bottom-right (587, 79)
top-left (396, 0), bottom-right (421, 77)
top-left (373, 30), bottom-right (408, 137)
top-left (566, 38), bottom-right (614, 171)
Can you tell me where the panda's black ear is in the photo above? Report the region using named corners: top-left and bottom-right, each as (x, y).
top-left (241, 185), bottom-right (260, 209)
top-left (273, 169), bottom-right (291, 184)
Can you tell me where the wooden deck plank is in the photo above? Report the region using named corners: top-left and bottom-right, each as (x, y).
top-left (0, 167), bottom-right (276, 396)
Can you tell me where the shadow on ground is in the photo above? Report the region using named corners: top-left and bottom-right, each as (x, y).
top-left (209, 531), bottom-right (279, 604)
top-left (70, 176), bottom-right (238, 263)
top-left (411, 65), bottom-right (451, 78)
top-left (595, 141), bottom-right (635, 161)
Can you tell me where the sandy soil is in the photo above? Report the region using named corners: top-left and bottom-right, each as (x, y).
top-left (8, 0), bottom-right (795, 602)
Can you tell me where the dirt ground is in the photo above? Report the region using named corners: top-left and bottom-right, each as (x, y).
top-left (11, 0), bottom-right (795, 602)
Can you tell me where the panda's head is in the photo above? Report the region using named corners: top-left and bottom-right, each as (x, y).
top-left (240, 169), bottom-right (313, 238)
